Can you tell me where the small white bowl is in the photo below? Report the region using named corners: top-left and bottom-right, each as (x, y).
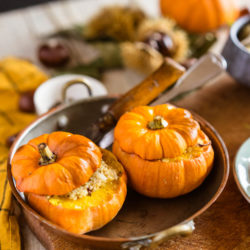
top-left (34, 74), bottom-right (107, 115)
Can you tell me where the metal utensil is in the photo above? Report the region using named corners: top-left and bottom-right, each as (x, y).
top-left (99, 53), bottom-right (227, 148)
top-left (151, 53), bottom-right (227, 105)
top-left (86, 58), bottom-right (185, 144)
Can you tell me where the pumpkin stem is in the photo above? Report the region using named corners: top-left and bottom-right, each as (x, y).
top-left (148, 116), bottom-right (168, 130)
top-left (38, 143), bottom-right (57, 166)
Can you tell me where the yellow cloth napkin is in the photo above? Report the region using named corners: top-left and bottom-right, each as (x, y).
top-left (0, 57), bottom-right (47, 250)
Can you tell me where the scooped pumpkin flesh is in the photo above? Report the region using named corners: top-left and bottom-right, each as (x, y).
top-left (11, 131), bottom-right (102, 195)
top-left (113, 104), bottom-right (214, 198)
top-left (27, 149), bottom-right (127, 234)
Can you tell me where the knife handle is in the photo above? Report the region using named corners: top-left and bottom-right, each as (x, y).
top-left (98, 58), bottom-right (185, 131)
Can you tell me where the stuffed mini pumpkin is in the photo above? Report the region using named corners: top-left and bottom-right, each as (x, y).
top-left (112, 104), bottom-right (214, 198)
top-left (11, 131), bottom-right (127, 234)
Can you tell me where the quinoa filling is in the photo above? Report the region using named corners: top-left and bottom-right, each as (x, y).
top-left (162, 137), bottom-right (211, 163)
top-left (48, 160), bottom-right (120, 201)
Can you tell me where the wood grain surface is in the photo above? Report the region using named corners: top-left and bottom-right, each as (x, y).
top-left (107, 59), bottom-right (185, 121)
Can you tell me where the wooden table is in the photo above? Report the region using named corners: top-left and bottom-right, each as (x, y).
top-left (18, 73), bottom-right (250, 250)
top-left (0, 0), bottom-right (249, 249)
top-left (162, 74), bottom-right (250, 249)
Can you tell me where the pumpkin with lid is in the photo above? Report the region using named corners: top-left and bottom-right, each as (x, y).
top-left (113, 104), bottom-right (214, 198)
top-left (11, 131), bottom-right (127, 234)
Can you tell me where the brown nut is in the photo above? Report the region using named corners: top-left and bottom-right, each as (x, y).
top-left (239, 8), bottom-right (250, 17)
top-left (19, 91), bottom-right (35, 113)
top-left (38, 40), bottom-right (70, 67)
top-left (6, 132), bottom-right (19, 148)
top-left (143, 32), bottom-right (176, 57)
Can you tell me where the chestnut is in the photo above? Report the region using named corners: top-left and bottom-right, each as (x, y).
top-left (239, 8), bottom-right (250, 17)
top-left (19, 91), bottom-right (35, 113)
top-left (38, 40), bottom-right (70, 67)
top-left (6, 132), bottom-right (19, 148)
top-left (143, 32), bottom-right (176, 57)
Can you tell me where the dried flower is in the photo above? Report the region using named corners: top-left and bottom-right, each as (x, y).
top-left (121, 42), bottom-right (163, 74)
top-left (84, 6), bottom-right (146, 42)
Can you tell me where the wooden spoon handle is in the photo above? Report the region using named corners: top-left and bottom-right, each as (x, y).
top-left (98, 58), bottom-right (185, 131)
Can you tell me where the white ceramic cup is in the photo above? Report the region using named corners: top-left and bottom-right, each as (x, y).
top-left (34, 74), bottom-right (107, 115)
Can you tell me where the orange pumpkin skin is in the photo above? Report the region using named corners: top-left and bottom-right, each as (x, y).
top-left (113, 132), bottom-right (213, 198)
top-left (160, 0), bottom-right (239, 33)
top-left (114, 104), bottom-right (200, 160)
top-left (27, 149), bottom-right (127, 234)
top-left (11, 131), bottom-right (102, 195)
top-left (113, 104), bottom-right (214, 198)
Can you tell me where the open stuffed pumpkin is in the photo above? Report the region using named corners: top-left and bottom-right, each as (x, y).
top-left (11, 131), bottom-right (127, 234)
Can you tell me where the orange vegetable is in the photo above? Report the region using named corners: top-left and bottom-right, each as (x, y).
top-left (12, 132), bottom-right (127, 234)
top-left (160, 0), bottom-right (239, 33)
top-left (113, 104), bottom-right (214, 198)
top-left (11, 131), bottom-right (102, 195)
top-left (27, 149), bottom-right (127, 234)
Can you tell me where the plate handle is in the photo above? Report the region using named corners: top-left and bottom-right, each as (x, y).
top-left (62, 78), bottom-right (93, 103)
top-left (149, 220), bottom-right (194, 248)
top-left (121, 221), bottom-right (195, 250)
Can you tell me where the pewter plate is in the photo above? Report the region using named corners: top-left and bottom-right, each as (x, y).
top-left (234, 138), bottom-right (250, 203)
top-left (8, 97), bottom-right (229, 249)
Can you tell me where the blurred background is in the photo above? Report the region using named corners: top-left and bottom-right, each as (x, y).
top-left (0, 0), bottom-right (56, 12)
top-left (0, 0), bottom-right (249, 93)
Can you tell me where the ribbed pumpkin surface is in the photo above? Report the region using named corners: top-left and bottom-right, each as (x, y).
top-left (27, 149), bottom-right (127, 234)
top-left (12, 131), bottom-right (102, 195)
top-left (160, 0), bottom-right (239, 33)
top-left (114, 104), bottom-right (200, 160)
top-left (113, 104), bottom-right (214, 198)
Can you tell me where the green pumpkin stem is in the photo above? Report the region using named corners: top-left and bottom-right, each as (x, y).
top-left (148, 116), bottom-right (168, 130)
top-left (38, 143), bottom-right (57, 166)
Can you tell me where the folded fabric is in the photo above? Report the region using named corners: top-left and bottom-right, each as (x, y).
top-left (0, 57), bottom-right (47, 250)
